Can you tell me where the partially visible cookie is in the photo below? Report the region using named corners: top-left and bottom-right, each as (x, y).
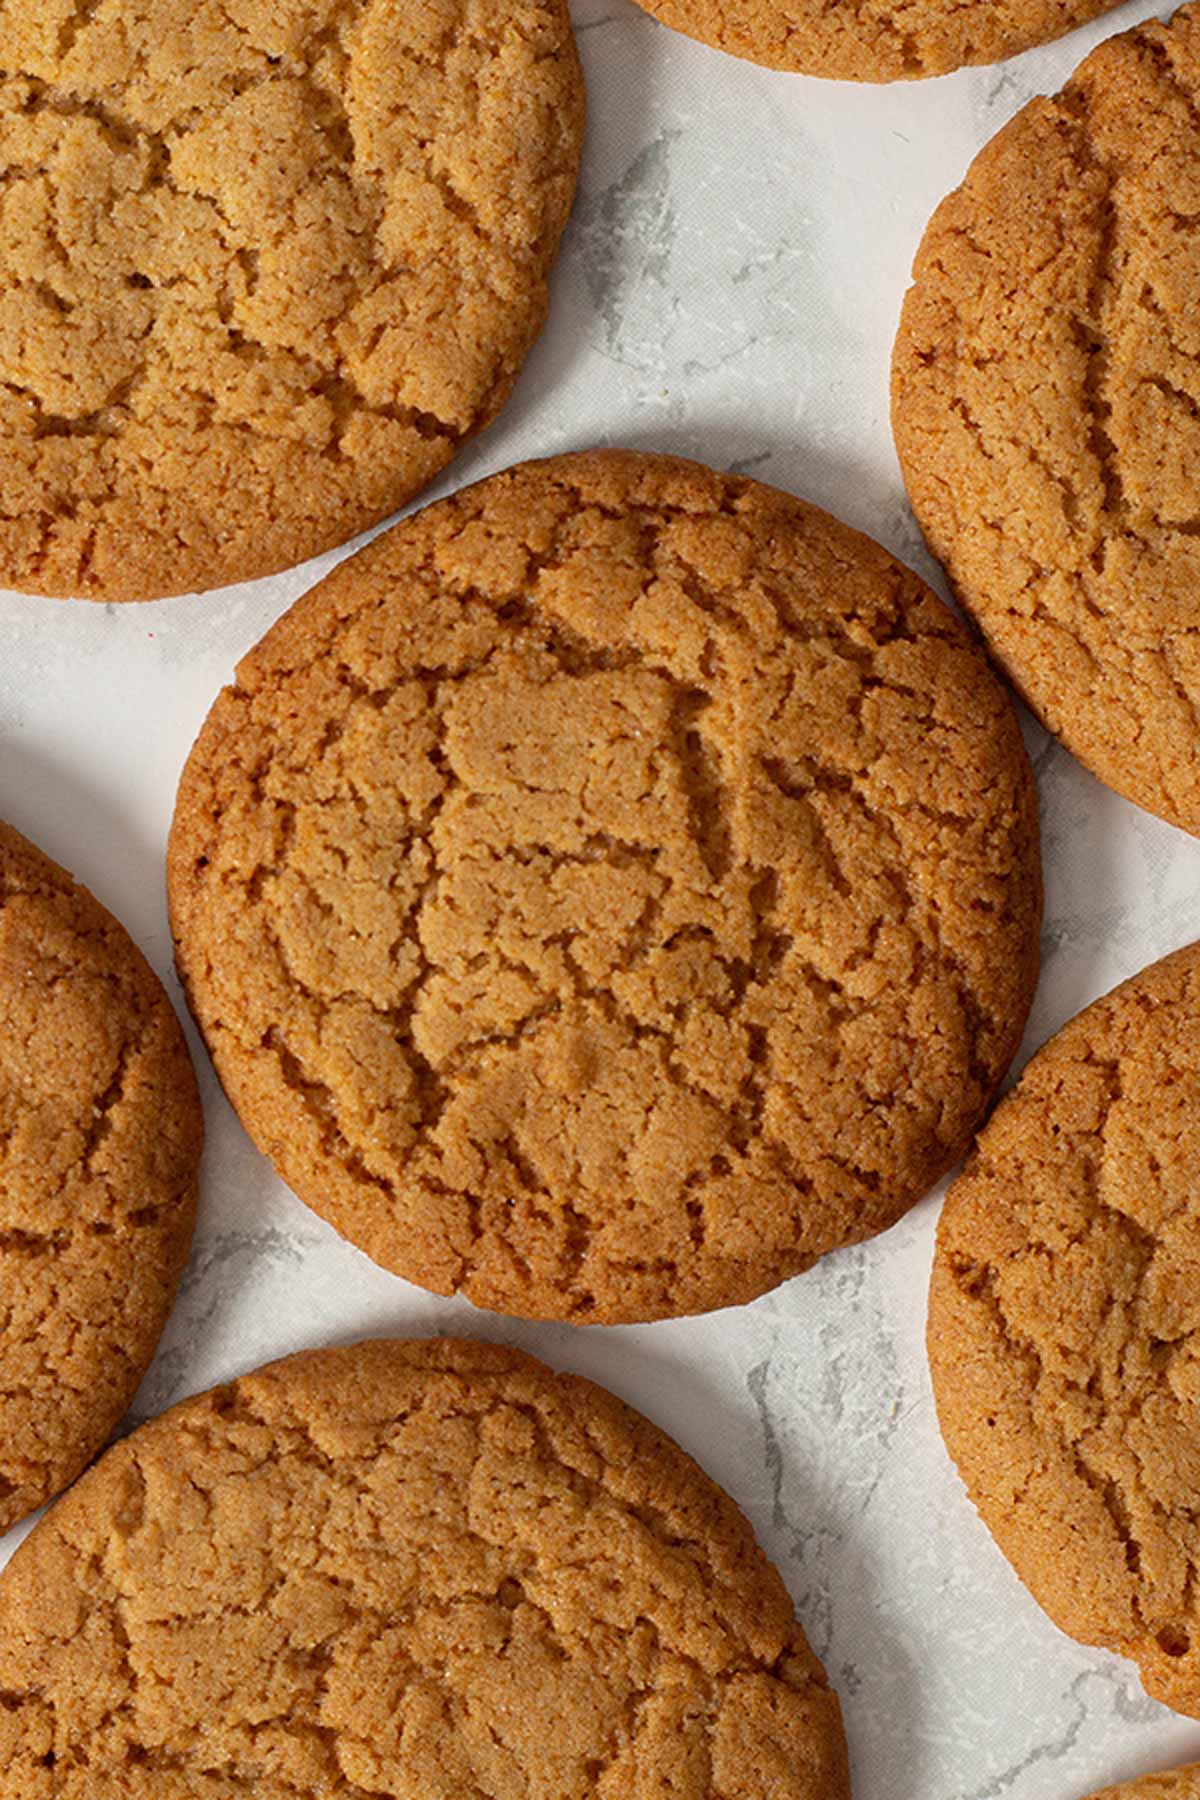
top-left (626, 0), bottom-right (1120, 80)
top-left (1084, 1769), bottom-right (1200, 1799)
top-left (0, 0), bottom-right (583, 600)
top-left (894, 2), bottom-right (1200, 834)
top-left (169, 448), bottom-right (1041, 1324)
top-left (0, 819), bottom-right (201, 1531)
top-left (0, 1336), bottom-right (851, 1798)
top-left (930, 941), bottom-right (1200, 1719)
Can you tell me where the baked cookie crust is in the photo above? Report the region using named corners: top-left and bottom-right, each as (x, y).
top-left (931, 941), bottom-right (1200, 1719)
top-left (1083, 1769), bottom-right (1200, 1800)
top-left (628, 0), bottom-right (1121, 81)
top-left (170, 449), bottom-right (1041, 1323)
top-left (0, 0), bottom-right (584, 600)
top-left (0, 819), bottom-right (201, 1531)
top-left (894, 3), bottom-right (1200, 834)
top-left (0, 1335), bottom-right (851, 1799)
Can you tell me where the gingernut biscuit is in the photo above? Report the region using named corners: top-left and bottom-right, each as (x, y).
top-left (930, 941), bottom-right (1200, 1719)
top-left (169, 449), bottom-right (1041, 1324)
top-left (0, 819), bottom-right (200, 1532)
top-left (894, 3), bottom-right (1200, 835)
top-left (625, 0), bottom-right (1120, 81)
top-left (0, 1336), bottom-right (852, 1798)
top-left (1083, 1771), bottom-right (1200, 1800)
top-left (0, 0), bottom-right (583, 602)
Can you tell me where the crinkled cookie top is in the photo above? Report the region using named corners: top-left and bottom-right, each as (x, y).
top-left (170, 450), bottom-right (1040, 1323)
top-left (0, 0), bottom-right (583, 599)
top-left (894, 2), bottom-right (1200, 834)
top-left (931, 940), bottom-right (1200, 1720)
top-left (0, 819), bottom-right (200, 1531)
top-left (0, 1337), bottom-right (850, 1799)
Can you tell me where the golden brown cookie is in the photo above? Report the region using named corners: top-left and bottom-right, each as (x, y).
top-left (0, 1335), bottom-right (850, 1798)
top-left (1084, 1770), bottom-right (1200, 1800)
top-left (0, 0), bottom-right (583, 602)
top-left (169, 449), bottom-right (1041, 1324)
top-left (894, 3), bottom-right (1200, 835)
top-left (626, 0), bottom-right (1119, 80)
top-left (930, 941), bottom-right (1200, 1719)
top-left (0, 819), bottom-right (201, 1532)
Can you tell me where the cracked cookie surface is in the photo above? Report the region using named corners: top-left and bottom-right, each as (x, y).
top-left (626, 0), bottom-right (1119, 81)
top-left (169, 449), bottom-right (1041, 1324)
top-left (0, 819), bottom-right (201, 1532)
top-left (894, 2), bottom-right (1200, 834)
top-left (930, 941), bottom-right (1200, 1719)
top-left (0, 0), bottom-right (583, 601)
top-left (0, 1335), bottom-right (851, 1799)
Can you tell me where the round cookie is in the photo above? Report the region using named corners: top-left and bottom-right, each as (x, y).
top-left (0, 0), bottom-right (583, 602)
top-left (0, 1335), bottom-right (851, 1798)
top-left (0, 819), bottom-right (201, 1532)
top-left (930, 941), bottom-right (1200, 1719)
top-left (169, 449), bottom-right (1041, 1323)
top-left (894, 2), bottom-right (1200, 835)
top-left (1083, 1771), bottom-right (1200, 1800)
top-left (625, 0), bottom-right (1120, 81)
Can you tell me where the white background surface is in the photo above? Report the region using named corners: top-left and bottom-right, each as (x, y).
top-left (3, 2), bottom-right (1200, 1793)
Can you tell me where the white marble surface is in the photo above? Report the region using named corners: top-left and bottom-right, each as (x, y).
top-left (2, 3), bottom-right (1200, 1794)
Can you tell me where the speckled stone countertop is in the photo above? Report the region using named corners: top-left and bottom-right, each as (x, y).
top-left (3, 3), bottom-right (1200, 1794)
